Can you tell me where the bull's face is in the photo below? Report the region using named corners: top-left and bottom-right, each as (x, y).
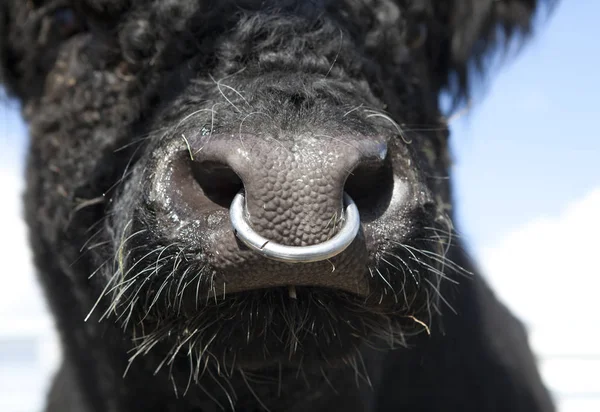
top-left (0, 0), bottom-right (547, 384)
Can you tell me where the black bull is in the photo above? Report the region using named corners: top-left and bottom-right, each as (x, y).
top-left (0, 1), bottom-right (557, 411)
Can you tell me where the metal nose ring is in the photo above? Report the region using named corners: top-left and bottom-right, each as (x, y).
top-left (230, 191), bottom-right (360, 263)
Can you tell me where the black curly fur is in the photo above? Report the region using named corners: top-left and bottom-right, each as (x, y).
top-left (1, 1), bottom-right (557, 411)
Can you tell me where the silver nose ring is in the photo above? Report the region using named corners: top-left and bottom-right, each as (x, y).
top-left (230, 191), bottom-right (360, 263)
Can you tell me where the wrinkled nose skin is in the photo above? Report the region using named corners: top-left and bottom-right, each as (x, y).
top-left (194, 133), bottom-right (387, 246)
top-left (147, 131), bottom-right (393, 296)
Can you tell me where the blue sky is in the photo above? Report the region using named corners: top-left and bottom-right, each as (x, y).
top-left (450, 0), bottom-right (600, 250)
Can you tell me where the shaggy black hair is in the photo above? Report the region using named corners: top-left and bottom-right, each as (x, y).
top-left (1, 1), bottom-right (556, 411)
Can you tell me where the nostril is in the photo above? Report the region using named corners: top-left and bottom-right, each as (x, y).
top-left (344, 155), bottom-right (394, 220)
top-left (191, 161), bottom-right (244, 209)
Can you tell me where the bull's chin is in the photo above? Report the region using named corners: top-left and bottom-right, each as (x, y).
top-left (126, 286), bottom-right (416, 372)
top-left (147, 322), bottom-right (367, 372)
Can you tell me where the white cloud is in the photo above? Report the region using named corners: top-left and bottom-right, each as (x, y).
top-left (481, 187), bottom-right (600, 353)
top-left (480, 188), bottom-right (600, 408)
top-left (0, 155), bottom-right (60, 412)
top-left (0, 165), bottom-right (48, 319)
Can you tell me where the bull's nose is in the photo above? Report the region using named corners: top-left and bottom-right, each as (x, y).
top-left (188, 132), bottom-right (388, 262)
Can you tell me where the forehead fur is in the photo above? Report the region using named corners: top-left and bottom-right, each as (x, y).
top-left (0, 0), bottom-right (555, 107)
